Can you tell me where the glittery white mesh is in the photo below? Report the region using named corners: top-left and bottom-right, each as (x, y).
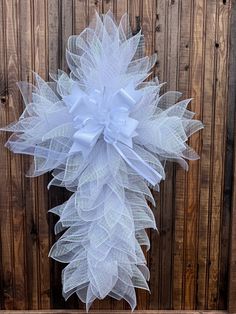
top-left (2, 11), bottom-right (203, 311)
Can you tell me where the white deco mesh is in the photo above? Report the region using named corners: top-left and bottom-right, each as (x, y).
top-left (2, 11), bottom-right (203, 311)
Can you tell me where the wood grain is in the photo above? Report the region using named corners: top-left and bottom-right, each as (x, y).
top-left (227, 0), bottom-right (236, 313)
top-left (197, 0), bottom-right (217, 309)
top-left (183, 0), bottom-right (204, 308)
top-left (4, 0), bottom-right (24, 310)
top-left (19, 0), bottom-right (35, 310)
top-left (0, 0), bottom-right (235, 311)
top-left (0, 0), bottom-right (14, 309)
top-left (172, 0), bottom-right (191, 309)
top-left (33, 0), bottom-right (51, 309)
top-left (149, 2), bottom-right (167, 309)
top-left (207, 0), bottom-right (229, 309)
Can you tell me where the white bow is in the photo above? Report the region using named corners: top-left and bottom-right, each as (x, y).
top-left (63, 84), bottom-right (162, 186)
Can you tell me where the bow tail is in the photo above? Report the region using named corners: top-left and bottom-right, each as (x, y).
top-left (113, 142), bottom-right (162, 186)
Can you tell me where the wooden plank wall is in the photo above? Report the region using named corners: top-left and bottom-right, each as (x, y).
top-left (0, 0), bottom-right (234, 311)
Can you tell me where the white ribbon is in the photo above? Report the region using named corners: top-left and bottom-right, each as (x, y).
top-left (63, 84), bottom-right (162, 186)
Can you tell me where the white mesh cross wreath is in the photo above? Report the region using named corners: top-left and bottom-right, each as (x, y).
top-left (2, 11), bottom-right (203, 311)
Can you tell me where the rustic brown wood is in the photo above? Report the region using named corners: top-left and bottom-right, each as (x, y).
top-left (0, 0), bottom-right (13, 310)
top-left (4, 0), bottom-right (25, 310)
top-left (149, 1), bottom-right (167, 310)
top-left (172, 0), bottom-right (191, 310)
top-left (162, 0), bottom-right (180, 310)
top-left (33, 0), bottom-right (51, 309)
top-left (208, 1), bottom-right (230, 310)
top-left (184, 0), bottom-right (204, 308)
top-left (228, 0), bottom-right (236, 313)
top-left (0, 0), bottom-right (235, 311)
top-left (196, 0), bottom-right (216, 309)
top-left (0, 0), bottom-right (6, 308)
top-left (19, 0), bottom-right (36, 310)
top-left (48, 0), bottom-right (68, 310)
top-left (219, 1), bottom-right (232, 303)
top-left (137, 0), bottom-right (155, 310)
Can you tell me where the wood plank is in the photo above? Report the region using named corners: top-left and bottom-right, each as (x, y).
top-left (102, 0), bottom-right (113, 12)
top-left (73, 0), bottom-right (88, 34)
top-left (172, 0), bottom-right (192, 309)
top-left (47, 0), bottom-right (69, 310)
top-left (18, 0), bottom-right (38, 310)
top-left (0, 0), bottom-right (6, 308)
top-left (116, 0), bottom-right (128, 21)
top-left (3, 0), bottom-right (25, 310)
top-left (183, 0), bottom-right (205, 309)
top-left (135, 0), bottom-right (156, 310)
top-left (149, 0), bottom-right (167, 310)
top-left (0, 0), bottom-right (14, 310)
top-left (196, 0), bottom-right (217, 310)
top-left (48, 0), bottom-right (59, 73)
top-left (33, 0), bottom-right (50, 309)
top-left (56, 1), bottom-right (83, 310)
top-left (227, 0), bottom-right (236, 312)
top-left (60, 0), bottom-right (73, 70)
top-left (160, 0), bottom-right (181, 309)
top-left (220, 0), bottom-right (234, 303)
top-left (154, 0), bottom-right (167, 81)
top-left (88, 0), bottom-right (102, 20)
top-left (128, 0), bottom-right (140, 35)
top-left (213, 0), bottom-right (231, 309)
top-left (207, 0), bottom-right (230, 309)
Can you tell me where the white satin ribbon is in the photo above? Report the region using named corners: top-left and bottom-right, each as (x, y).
top-left (63, 84), bottom-right (162, 186)
top-left (113, 142), bottom-right (162, 186)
